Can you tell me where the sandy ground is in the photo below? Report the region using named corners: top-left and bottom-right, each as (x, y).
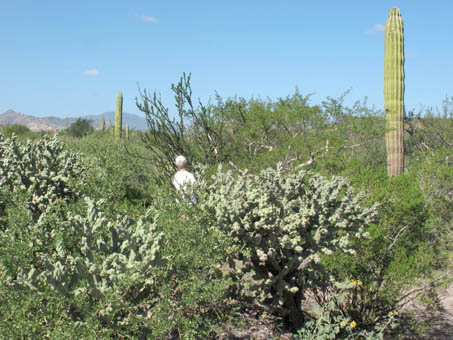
top-left (413, 283), bottom-right (453, 340)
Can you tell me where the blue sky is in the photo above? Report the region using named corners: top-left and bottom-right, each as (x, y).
top-left (0, 0), bottom-right (452, 118)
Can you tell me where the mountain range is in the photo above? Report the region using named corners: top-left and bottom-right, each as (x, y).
top-left (0, 109), bottom-right (149, 131)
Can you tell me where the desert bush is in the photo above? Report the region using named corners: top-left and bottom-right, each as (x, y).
top-left (0, 124), bottom-right (31, 137)
top-left (62, 131), bottom-right (157, 209)
top-left (137, 73), bottom-right (227, 184)
top-left (64, 118), bottom-right (95, 138)
top-left (318, 168), bottom-right (439, 333)
top-left (296, 287), bottom-right (398, 340)
top-left (142, 191), bottom-right (234, 338)
top-left (195, 163), bottom-right (377, 330)
top-left (412, 147), bottom-right (453, 261)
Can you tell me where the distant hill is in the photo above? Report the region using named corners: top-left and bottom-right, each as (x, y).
top-left (0, 109), bottom-right (59, 131)
top-left (0, 109), bottom-right (148, 131)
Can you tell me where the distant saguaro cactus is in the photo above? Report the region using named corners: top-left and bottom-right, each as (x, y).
top-left (125, 124), bottom-right (129, 140)
top-left (100, 115), bottom-right (105, 132)
top-left (115, 91), bottom-right (123, 139)
top-left (384, 7), bottom-right (405, 177)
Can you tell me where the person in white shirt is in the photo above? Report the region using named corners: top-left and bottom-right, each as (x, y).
top-left (172, 155), bottom-right (196, 202)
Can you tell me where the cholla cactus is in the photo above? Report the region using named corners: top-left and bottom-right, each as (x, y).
top-left (11, 198), bottom-right (164, 320)
top-left (0, 134), bottom-right (85, 218)
top-left (196, 164), bottom-right (377, 329)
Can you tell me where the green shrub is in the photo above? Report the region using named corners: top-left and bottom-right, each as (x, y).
top-left (295, 288), bottom-right (398, 340)
top-left (62, 131), bottom-right (157, 208)
top-left (65, 118), bottom-right (94, 138)
top-left (320, 169), bottom-right (437, 329)
top-left (143, 193), bottom-right (234, 338)
top-left (412, 147), bottom-right (453, 262)
top-left (0, 124), bottom-right (31, 137)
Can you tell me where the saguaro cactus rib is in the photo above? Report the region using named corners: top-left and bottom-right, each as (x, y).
top-left (384, 7), bottom-right (405, 177)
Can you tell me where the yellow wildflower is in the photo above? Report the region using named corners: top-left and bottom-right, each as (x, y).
top-left (340, 321), bottom-right (348, 328)
top-left (350, 320), bottom-right (357, 328)
top-left (351, 280), bottom-right (363, 287)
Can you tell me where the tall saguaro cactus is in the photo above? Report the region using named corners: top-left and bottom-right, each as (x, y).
top-left (384, 7), bottom-right (405, 177)
top-left (115, 91), bottom-right (123, 139)
top-left (100, 115), bottom-right (105, 132)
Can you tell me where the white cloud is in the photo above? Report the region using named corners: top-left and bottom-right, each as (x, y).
top-left (365, 24), bottom-right (385, 35)
top-left (83, 69), bottom-right (100, 77)
top-left (140, 15), bottom-right (158, 23)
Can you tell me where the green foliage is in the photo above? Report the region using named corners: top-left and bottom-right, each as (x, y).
top-left (195, 164), bottom-right (377, 330)
top-left (404, 96), bottom-right (453, 166)
top-left (137, 73), bottom-right (226, 183)
top-left (212, 90), bottom-right (386, 177)
top-left (296, 288), bottom-right (398, 340)
top-left (65, 118), bottom-right (95, 138)
top-left (213, 90), bottom-right (325, 171)
top-left (321, 170), bottom-right (437, 328)
top-left (143, 192), bottom-right (234, 338)
top-left (62, 131), bottom-right (156, 208)
top-left (0, 123), bottom-right (31, 137)
top-left (410, 145), bottom-right (453, 260)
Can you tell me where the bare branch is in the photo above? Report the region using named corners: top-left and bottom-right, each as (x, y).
top-left (387, 225), bottom-right (408, 252)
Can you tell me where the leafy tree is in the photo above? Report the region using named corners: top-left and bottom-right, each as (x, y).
top-left (65, 118), bottom-right (94, 138)
top-left (136, 73), bottom-right (226, 183)
top-left (0, 124), bottom-right (30, 137)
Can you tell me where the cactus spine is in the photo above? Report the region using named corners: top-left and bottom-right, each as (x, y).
top-left (115, 91), bottom-right (123, 139)
top-left (384, 7), bottom-right (405, 177)
top-left (100, 115), bottom-right (105, 132)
